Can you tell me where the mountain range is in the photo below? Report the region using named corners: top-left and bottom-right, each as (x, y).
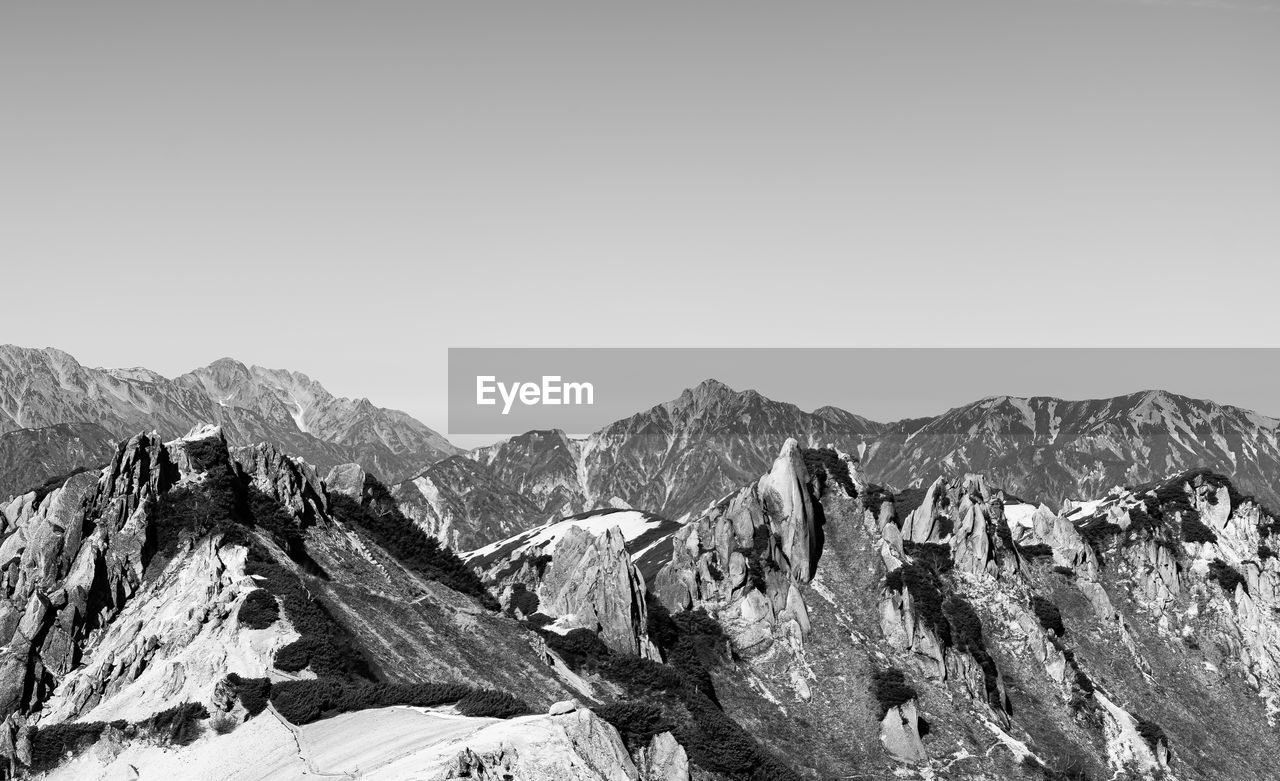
top-left (5, 418), bottom-right (1280, 778)
top-left (414, 382), bottom-right (1280, 552)
top-left (3, 344), bottom-right (1280, 778)
top-left (861, 389), bottom-right (1280, 512)
top-left (4, 344), bottom-right (1280, 555)
top-left (0, 345), bottom-right (457, 498)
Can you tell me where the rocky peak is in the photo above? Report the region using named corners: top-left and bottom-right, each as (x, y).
top-left (677, 377), bottom-right (737, 404)
top-left (812, 404), bottom-right (882, 432)
top-left (0, 424), bottom-right (698, 780)
top-left (538, 524), bottom-right (661, 660)
top-left (653, 439), bottom-right (822, 666)
top-left (196, 357), bottom-right (254, 387)
top-left (0, 430), bottom-right (177, 722)
top-left (762, 438), bottom-right (819, 582)
top-left (234, 442), bottom-right (328, 524)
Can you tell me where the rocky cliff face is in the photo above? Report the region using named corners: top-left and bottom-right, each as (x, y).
top-left (537, 525), bottom-right (661, 660)
top-left (11, 353), bottom-right (1280, 779)
top-left (13, 416), bottom-right (1280, 779)
top-left (475, 509), bottom-right (677, 661)
top-left (0, 345), bottom-right (457, 489)
top-left (848, 466), bottom-right (1280, 780)
top-left (468, 439), bottom-right (1280, 779)
top-left (652, 439), bottom-right (826, 663)
top-left (391, 456), bottom-right (547, 551)
top-left (0, 430), bottom-right (173, 722)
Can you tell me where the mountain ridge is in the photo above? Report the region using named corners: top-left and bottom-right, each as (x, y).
top-left (6, 417), bottom-right (1280, 777)
top-left (8, 343), bottom-right (1280, 550)
top-left (0, 344), bottom-right (457, 489)
top-left (412, 379), bottom-right (1280, 552)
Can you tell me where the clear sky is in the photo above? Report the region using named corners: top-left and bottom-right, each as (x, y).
top-left (3, 1), bottom-right (1278, 443)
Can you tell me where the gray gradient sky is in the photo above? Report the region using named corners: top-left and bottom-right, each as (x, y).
top-left (3, 1), bottom-right (1278, 443)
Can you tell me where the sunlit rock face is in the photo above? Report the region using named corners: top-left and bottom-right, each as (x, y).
top-left (653, 439), bottom-right (824, 659)
top-left (538, 524), bottom-right (661, 660)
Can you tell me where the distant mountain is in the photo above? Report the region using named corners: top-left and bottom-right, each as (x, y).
top-left (577, 379), bottom-right (879, 517)
top-left (0, 345), bottom-right (457, 489)
top-left (390, 455), bottom-right (548, 551)
top-left (861, 390), bottom-right (1280, 509)
top-left (0, 422), bottom-right (117, 499)
top-left (178, 357), bottom-right (457, 481)
top-left (408, 382), bottom-right (1280, 553)
top-left (472, 429), bottom-right (590, 519)
top-left (812, 404), bottom-right (883, 433)
top-left (398, 379), bottom-right (877, 551)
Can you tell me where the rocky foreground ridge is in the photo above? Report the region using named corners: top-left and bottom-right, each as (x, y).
top-left (475, 441), bottom-right (1280, 779)
top-left (0, 426), bottom-right (692, 779)
top-left (3, 410), bottom-right (1280, 778)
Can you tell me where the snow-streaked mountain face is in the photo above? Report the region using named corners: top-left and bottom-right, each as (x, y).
top-left (0, 345), bottom-right (457, 489)
top-left (179, 358), bottom-right (457, 481)
top-left (577, 379), bottom-right (877, 518)
top-left (0, 422), bottom-right (117, 500)
top-left (472, 429), bottom-right (591, 519)
top-left (388, 381), bottom-right (1280, 554)
top-left (0, 428), bottom-right (654, 780)
top-left (391, 455), bottom-right (548, 551)
top-left (862, 390), bottom-right (1280, 509)
top-left (387, 380), bottom-right (875, 551)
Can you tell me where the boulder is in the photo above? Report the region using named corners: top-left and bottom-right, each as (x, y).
top-left (324, 463), bottom-right (368, 500)
top-left (879, 700), bottom-right (928, 763)
top-left (634, 731), bottom-right (690, 781)
top-left (548, 700), bottom-right (579, 716)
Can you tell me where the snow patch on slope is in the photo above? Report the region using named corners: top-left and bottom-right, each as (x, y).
top-left (466, 509), bottom-right (666, 562)
top-left (1002, 502), bottom-right (1039, 530)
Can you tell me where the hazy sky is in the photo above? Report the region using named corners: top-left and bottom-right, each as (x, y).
top-left (3, 1), bottom-right (1278, 442)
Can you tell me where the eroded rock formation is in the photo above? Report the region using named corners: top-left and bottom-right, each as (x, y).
top-left (539, 525), bottom-right (660, 659)
top-left (652, 439), bottom-right (824, 658)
